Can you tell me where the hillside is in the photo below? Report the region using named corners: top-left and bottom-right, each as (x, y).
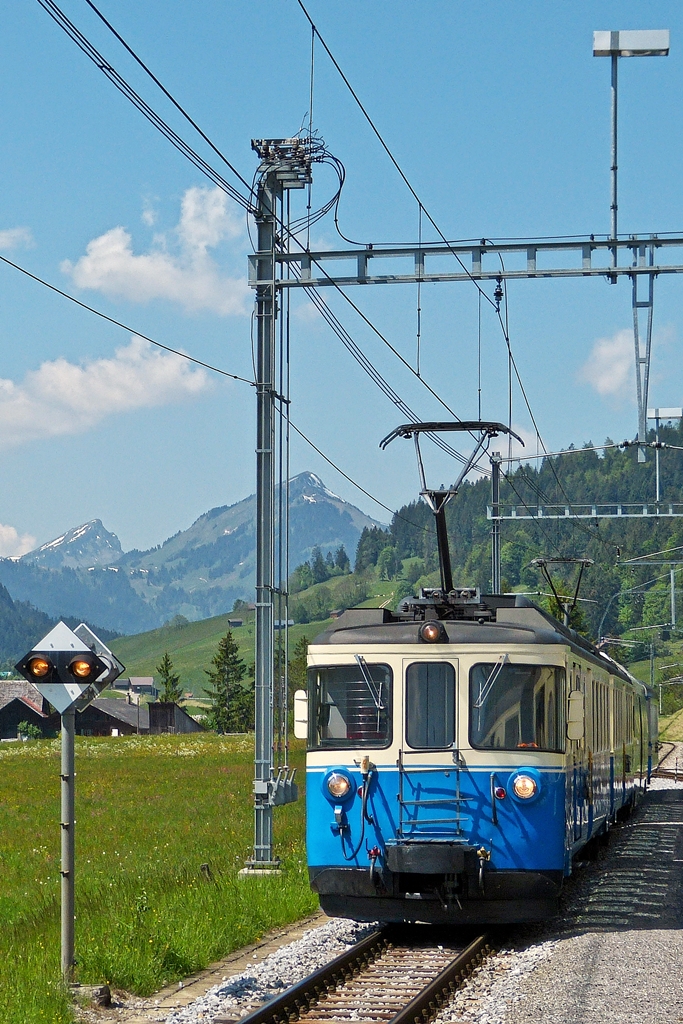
top-left (0, 579), bottom-right (118, 669)
top-left (372, 419), bottom-right (683, 641)
top-left (109, 610), bottom-right (331, 694)
top-left (108, 558), bottom-right (433, 696)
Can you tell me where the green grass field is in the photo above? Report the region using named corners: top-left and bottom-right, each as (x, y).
top-left (0, 733), bottom-right (315, 1024)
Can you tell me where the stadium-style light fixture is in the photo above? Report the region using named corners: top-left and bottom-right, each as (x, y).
top-left (593, 29), bottom-right (669, 57)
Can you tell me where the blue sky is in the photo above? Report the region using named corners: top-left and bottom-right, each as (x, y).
top-left (0, 1), bottom-right (682, 555)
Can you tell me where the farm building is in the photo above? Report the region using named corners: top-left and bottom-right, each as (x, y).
top-left (46, 698), bottom-right (203, 736)
top-left (0, 680), bottom-right (52, 740)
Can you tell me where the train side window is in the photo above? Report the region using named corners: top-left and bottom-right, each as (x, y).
top-left (405, 662), bottom-right (455, 748)
top-left (307, 663), bottom-right (393, 749)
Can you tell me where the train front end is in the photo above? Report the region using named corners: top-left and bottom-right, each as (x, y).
top-left (300, 597), bottom-right (571, 925)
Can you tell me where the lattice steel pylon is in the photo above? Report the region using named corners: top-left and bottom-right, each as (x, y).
top-left (632, 244), bottom-right (655, 462)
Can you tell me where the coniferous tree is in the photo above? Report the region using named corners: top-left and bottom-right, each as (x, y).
top-left (156, 651), bottom-right (183, 702)
top-left (289, 635), bottom-right (310, 693)
top-left (311, 546), bottom-right (328, 584)
top-left (334, 544), bottom-right (350, 572)
top-left (204, 631), bottom-right (254, 732)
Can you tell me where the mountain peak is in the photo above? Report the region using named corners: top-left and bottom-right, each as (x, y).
top-left (290, 471), bottom-right (342, 502)
top-left (22, 519), bottom-right (123, 570)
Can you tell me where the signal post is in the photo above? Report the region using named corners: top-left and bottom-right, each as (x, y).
top-left (15, 622), bottom-right (123, 979)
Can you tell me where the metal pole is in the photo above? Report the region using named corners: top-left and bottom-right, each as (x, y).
top-left (656, 414), bottom-right (661, 502)
top-left (491, 452), bottom-right (501, 593)
top-left (60, 708), bottom-right (75, 980)
top-left (671, 566), bottom-right (677, 628)
top-left (610, 52), bottom-right (618, 269)
top-left (252, 170), bottom-right (278, 866)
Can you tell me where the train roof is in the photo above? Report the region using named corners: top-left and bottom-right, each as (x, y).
top-left (312, 593), bottom-right (648, 692)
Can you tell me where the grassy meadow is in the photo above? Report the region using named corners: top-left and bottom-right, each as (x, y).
top-left (660, 706), bottom-right (683, 741)
top-left (0, 733), bottom-right (315, 1024)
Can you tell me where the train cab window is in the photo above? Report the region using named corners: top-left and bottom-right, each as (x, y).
top-left (308, 663), bottom-right (392, 749)
top-left (469, 663), bottom-right (565, 752)
top-left (405, 662), bottom-right (455, 748)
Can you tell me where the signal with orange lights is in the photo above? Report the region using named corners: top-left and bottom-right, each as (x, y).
top-left (16, 650), bottom-right (108, 686)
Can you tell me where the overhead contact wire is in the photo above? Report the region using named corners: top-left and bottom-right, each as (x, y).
top-left (0, 253), bottom-right (254, 384)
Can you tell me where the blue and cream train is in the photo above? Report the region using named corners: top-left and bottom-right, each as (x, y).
top-left (294, 589), bottom-right (657, 924)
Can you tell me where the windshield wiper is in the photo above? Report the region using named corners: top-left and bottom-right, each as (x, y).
top-left (473, 654), bottom-right (509, 709)
top-left (354, 655), bottom-right (385, 711)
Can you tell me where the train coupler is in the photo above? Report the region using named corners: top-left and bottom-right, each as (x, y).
top-left (476, 846), bottom-right (491, 893)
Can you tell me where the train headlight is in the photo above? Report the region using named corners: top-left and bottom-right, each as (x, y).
top-left (512, 775), bottom-right (537, 799)
top-left (326, 771), bottom-right (352, 800)
top-left (420, 621), bottom-right (444, 643)
top-left (509, 769), bottom-right (542, 803)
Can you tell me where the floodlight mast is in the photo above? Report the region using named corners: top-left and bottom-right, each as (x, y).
top-left (593, 29), bottom-right (669, 461)
top-left (380, 421), bottom-right (522, 594)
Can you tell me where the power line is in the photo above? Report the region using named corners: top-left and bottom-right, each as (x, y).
top-left (36, 0), bottom-right (255, 213)
top-left (0, 253), bottom-right (254, 384)
top-left (624, 544), bottom-right (683, 563)
top-left (82, 0), bottom-right (255, 197)
top-left (500, 468), bottom-right (562, 557)
top-left (292, 269), bottom-right (480, 469)
top-left (289, 421), bottom-right (432, 534)
top-left (294, 0), bottom-right (498, 312)
top-left (40, 0), bottom-right (478, 474)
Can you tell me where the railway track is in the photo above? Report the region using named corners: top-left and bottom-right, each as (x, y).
top-left (651, 740), bottom-right (681, 779)
top-left (214, 927), bottom-right (490, 1024)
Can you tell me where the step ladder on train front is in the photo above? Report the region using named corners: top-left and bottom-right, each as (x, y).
top-left (396, 749), bottom-right (471, 842)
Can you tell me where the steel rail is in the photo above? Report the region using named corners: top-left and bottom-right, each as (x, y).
top-left (650, 741), bottom-right (680, 779)
top-left (213, 927), bottom-right (489, 1024)
top-left (389, 933), bottom-right (490, 1024)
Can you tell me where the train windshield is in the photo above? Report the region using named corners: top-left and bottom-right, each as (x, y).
top-left (308, 662), bottom-right (392, 749)
top-left (469, 663), bottom-right (565, 752)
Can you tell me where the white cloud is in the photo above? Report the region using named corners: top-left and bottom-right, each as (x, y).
top-left (0, 336), bottom-right (209, 450)
top-left (578, 328), bottom-right (634, 399)
top-left (62, 186), bottom-right (248, 315)
top-left (0, 524), bottom-right (36, 558)
top-left (0, 227), bottom-right (33, 251)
